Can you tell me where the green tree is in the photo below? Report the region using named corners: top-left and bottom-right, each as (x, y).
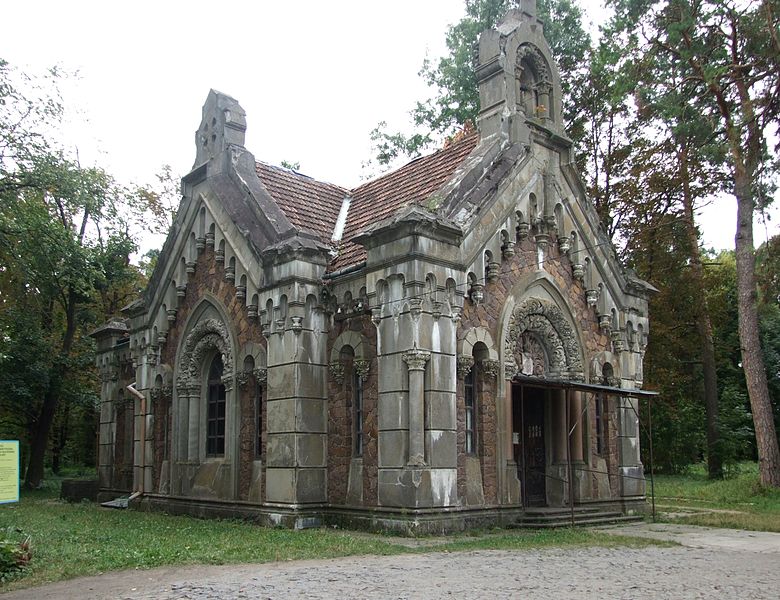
top-left (0, 59), bottom-right (144, 487)
top-left (608, 0), bottom-right (780, 486)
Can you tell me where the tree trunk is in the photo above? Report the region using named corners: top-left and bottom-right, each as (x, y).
top-left (679, 144), bottom-right (722, 479)
top-left (734, 175), bottom-right (780, 487)
top-left (24, 373), bottom-right (62, 488)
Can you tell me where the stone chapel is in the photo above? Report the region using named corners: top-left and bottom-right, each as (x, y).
top-left (93, 3), bottom-right (655, 532)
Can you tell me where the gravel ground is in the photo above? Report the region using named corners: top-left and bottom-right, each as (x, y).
top-left (3, 525), bottom-right (779, 600)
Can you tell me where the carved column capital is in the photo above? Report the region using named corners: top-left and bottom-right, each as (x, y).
top-left (504, 360), bottom-right (519, 381)
top-left (354, 359), bottom-right (370, 381)
top-left (402, 348), bottom-right (430, 371)
top-left (481, 359), bottom-right (501, 380)
top-left (236, 371), bottom-right (251, 389)
top-left (221, 372), bottom-right (234, 392)
top-left (456, 356), bottom-right (475, 379)
top-left (253, 368), bottom-right (268, 385)
top-left (329, 362), bottom-right (345, 385)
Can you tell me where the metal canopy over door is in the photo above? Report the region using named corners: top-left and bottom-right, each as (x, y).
top-left (512, 384), bottom-right (547, 506)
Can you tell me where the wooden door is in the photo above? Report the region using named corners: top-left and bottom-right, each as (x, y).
top-left (513, 385), bottom-right (547, 506)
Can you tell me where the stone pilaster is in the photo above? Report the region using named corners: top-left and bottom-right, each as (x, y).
top-left (402, 347), bottom-right (430, 466)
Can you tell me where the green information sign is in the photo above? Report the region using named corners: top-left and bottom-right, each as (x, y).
top-left (0, 441), bottom-right (20, 504)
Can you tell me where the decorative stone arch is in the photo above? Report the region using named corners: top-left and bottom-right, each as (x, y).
top-left (504, 297), bottom-right (583, 381)
top-left (237, 341), bottom-right (267, 388)
top-left (458, 327), bottom-right (500, 379)
top-left (178, 318), bottom-right (234, 387)
top-left (330, 330), bottom-right (371, 385)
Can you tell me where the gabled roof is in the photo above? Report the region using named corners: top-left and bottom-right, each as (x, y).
top-left (254, 130), bottom-right (479, 272)
top-left (255, 162), bottom-right (347, 244)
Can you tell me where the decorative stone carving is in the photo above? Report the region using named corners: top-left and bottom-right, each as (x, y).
top-left (261, 323), bottom-right (272, 339)
top-left (235, 285), bottom-right (246, 301)
top-left (290, 316), bottom-right (303, 334)
top-left (517, 221), bottom-right (530, 240)
top-left (505, 297), bottom-right (583, 379)
top-left (504, 360), bottom-right (518, 381)
top-left (161, 385), bottom-right (172, 398)
top-left (176, 284), bottom-right (187, 298)
top-left (224, 266), bottom-right (235, 284)
top-left (431, 301), bottom-right (443, 320)
top-left (166, 308), bottom-right (177, 324)
top-left (598, 314), bottom-right (612, 333)
top-left (502, 241), bottom-right (516, 259)
top-left (236, 371), bottom-right (251, 389)
top-left (215, 248), bottom-right (225, 263)
top-left (354, 359), bottom-right (370, 381)
top-left (409, 297), bottom-right (423, 318)
top-left (253, 368), bottom-right (267, 385)
top-left (185, 261), bottom-right (196, 275)
top-left (606, 376), bottom-right (621, 388)
top-left (371, 308), bottom-right (382, 326)
top-left (150, 387), bottom-right (161, 401)
top-left (481, 359), bottom-right (501, 380)
top-left (402, 348), bottom-right (430, 371)
top-left (586, 289), bottom-right (600, 306)
top-left (196, 237), bottom-right (206, 252)
top-left (558, 236), bottom-right (571, 255)
top-left (470, 283), bottom-right (485, 305)
top-left (611, 330), bottom-right (625, 353)
top-left (456, 355), bottom-right (475, 379)
top-left (205, 232), bottom-right (215, 249)
top-left (157, 332), bottom-right (167, 346)
top-left (275, 318), bottom-right (286, 334)
top-left (178, 318), bottom-right (234, 383)
top-left (221, 373), bottom-right (234, 392)
top-left (329, 362), bottom-right (345, 385)
top-left (486, 261), bottom-right (501, 283)
top-left (517, 332), bottom-right (547, 376)
top-left (572, 263), bottom-right (585, 281)
top-left (450, 305), bottom-right (463, 325)
top-left (247, 304), bottom-right (258, 319)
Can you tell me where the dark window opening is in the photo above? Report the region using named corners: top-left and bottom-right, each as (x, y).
top-left (595, 393), bottom-right (606, 456)
top-left (207, 355), bottom-right (226, 457)
top-left (464, 368), bottom-right (476, 455)
top-left (255, 381), bottom-right (263, 459)
top-left (353, 370), bottom-right (364, 457)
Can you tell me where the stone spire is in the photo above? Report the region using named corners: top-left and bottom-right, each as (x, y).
top-left (474, 4), bottom-right (564, 143)
top-left (193, 89), bottom-right (247, 168)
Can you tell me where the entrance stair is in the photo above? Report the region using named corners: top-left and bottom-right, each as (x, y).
top-left (512, 506), bottom-right (644, 528)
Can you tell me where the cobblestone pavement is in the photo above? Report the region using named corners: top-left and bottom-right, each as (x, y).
top-left (3, 525), bottom-right (779, 599)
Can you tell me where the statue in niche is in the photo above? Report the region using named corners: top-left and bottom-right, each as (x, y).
top-left (515, 332), bottom-right (547, 377)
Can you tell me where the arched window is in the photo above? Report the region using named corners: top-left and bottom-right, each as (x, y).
top-left (464, 368), bottom-right (476, 455)
top-left (353, 368), bottom-right (364, 457)
top-left (207, 354), bottom-right (226, 457)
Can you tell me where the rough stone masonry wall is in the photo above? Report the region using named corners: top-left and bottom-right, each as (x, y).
top-left (459, 231), bottom-right (615, 501)
top-left (157, 242), bottom-right (267, 500)
top-left (327, 314), bottom-right (379, 507)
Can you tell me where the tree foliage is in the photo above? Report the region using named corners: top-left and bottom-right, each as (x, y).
top-left (0, 59), bottom-right (146, 487)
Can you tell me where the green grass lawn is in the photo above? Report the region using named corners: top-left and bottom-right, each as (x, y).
top-left (652, 462), bottom-right (780, 532)
top-left (1, 480), bottom-right (661, 593)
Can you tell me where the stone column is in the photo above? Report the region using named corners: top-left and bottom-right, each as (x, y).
top-left (403, 347), bottom-right (430, 466)
top-left (553, 389), bottom-right (567, 463)
top-left (570, 391), bottom-right (584, 463)
top-left (187, 383), bottom-right (201, 462)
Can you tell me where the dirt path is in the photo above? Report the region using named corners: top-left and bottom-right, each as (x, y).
top-left (3, 524), bottom-right (778, 599)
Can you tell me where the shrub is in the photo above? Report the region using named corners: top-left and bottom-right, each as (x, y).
top-left (0, 530), bottom-right (32, 582)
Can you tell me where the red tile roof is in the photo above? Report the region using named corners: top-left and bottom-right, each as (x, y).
top-left (255, 129), bottom-right (479, 271)
top-left (255, 162), bottom-right (347, 244)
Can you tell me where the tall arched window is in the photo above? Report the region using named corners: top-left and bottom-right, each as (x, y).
top-left (353, 368), bottom-right (364, 457)
top-left (207, 355), bottom-right (226, 456)
top-left (464, 367), bottom-right (476, 455)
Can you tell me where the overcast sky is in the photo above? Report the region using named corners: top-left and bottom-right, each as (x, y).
top-left (2, 0), bottom-right (776, 253)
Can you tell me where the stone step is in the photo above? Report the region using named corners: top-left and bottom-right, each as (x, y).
top-left (100, 497), bottom-right (129, 509)
top-left (511, 512), bottom-right (643, 529)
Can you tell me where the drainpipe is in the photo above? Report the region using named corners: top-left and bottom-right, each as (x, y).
top-left (126, 383), bottom-right (146, 497)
